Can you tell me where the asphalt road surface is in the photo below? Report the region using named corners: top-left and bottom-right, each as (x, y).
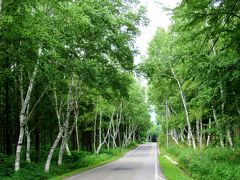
top-left (67, 143), bottom-right (165, 180)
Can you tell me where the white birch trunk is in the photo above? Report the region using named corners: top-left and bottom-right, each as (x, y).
top-left (207, 118), bottom-right (211, 147)
top-left (122, 125), bottom-right (137, 147)
top-left (170, 130), bottom-right (179, 145)
top-left (93, 113), bottom-right (97, 153)
top-left (44, 128), bottom-right (64, 172)
top-left (98, 110), bottom-right (102, 151)
top-left (24, 88), bottom-right (46, 163)
top-left (25, 125), bottom-right (31, 162)
top-left (133, 130), bottom-right (135, 142)
top-left (237, 106), bottom-right (240, 115)
top-left (212, 107), bottom-right (224, 147)
top-left (171, 69), bottom-right (196, 149)
top-left (45, 85), bottom-right (74, 172)
top-left (199, 119), bottom-right (203, 148)
top-left (96, 110), bottom-right (114, 154)
top-left (112, 104), bottom-right (123, 148)
top-left (180, 128), bottom-right (185, 142)
top-left (227, 129), bottom-right (233, 148)
top-left (111, 114), bottom-right (117, 148)
top-left (106, 130), bottom-right (111, 150)
top-left (165, 104), bottom-right (169, 149)
top-left (58, 129), bottom-right (68, 165)
top-left (0, 0), bottom-right (2, 13)
top-left (73, 80), bottom-right (80, 151)
top-left (58, 121), bottom-right (76, 165)
top-left (75, 124), bottom-right (80, 151)
top-left (15, 64), bottom-right (38, 171)
top-left (15, 126), bottom-right (24, 171)
top-left (58, 74), bottom-right (73, 165)
top-left (66, 143), bottom-right (71, 156)
top-left (196, 119), bottom-right (200, 144)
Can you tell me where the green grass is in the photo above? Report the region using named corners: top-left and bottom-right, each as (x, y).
top-left (158, 141), bottom-right (240, 180)
top-left (159, 154), bottom-right (192, 180)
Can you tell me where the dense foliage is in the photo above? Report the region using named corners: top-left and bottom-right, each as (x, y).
top-left (0, 0), bottom-right (150, 176)
top-left (142, 0), bottom-right (240, 179)
top-left (142, 0), bottom-right (240, 149)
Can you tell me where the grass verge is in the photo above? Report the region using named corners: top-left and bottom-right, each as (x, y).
top-left (159, 142), bottom-right (240, 180)
top-left (159, 155), bottom-right (192, 180)
top-left (158, 144), bottom-right (192, 180)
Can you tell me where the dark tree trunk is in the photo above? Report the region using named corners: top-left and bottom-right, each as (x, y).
top-left (5, 81), bottom-right (12, 155)
top-left (35, 128), bottom-right (40, 161)
top-left (71, 129), bottom-right (77, 150)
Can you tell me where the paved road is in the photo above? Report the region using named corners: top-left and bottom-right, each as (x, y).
top-left (67, 143), bottom-right (165, 180)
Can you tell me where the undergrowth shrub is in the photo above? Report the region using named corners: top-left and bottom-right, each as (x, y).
top-left (162, 144), bottom-right (240, 180)
top-left (0, 144), bottom-right (136, 180)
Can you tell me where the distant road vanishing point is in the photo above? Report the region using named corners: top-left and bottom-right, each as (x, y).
top-left (67, 143), bottom-right (165, 180)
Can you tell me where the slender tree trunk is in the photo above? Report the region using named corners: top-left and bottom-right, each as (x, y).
top-left (25, 125), bottom-right (31, 162)
top-left (58, 74), bottom-right (73, 165)
top-left (199, 118), bottom-right (203, 148)
top-left (207, 118), bottom-right (211, 147)
top-left (66, 143), bottom-right (71, 156)
top-left (15, 64), bottom-right (38, 171)
top-left (106, 130), bottom-right (111, 150)
top-left (227, 129), bottom-right (233, 148)
top-left (212, 107), bottom-right (224, 147)
top-left (93, 113), bottom-right (97, 153)
top-left (96, 110), bottom-right (114, 154)
top-left (5, 67), bottom-right (12, 155)
top-left (111, 111), bottom-right (119, 148)
top-left (15, 125), bottom-right (24, 171)
top-left (58, 132), bottom-right (68, 165)
top-left (35, 128), bottom-right (40, 161)
top-left (73, 80), bottom-right (80, 151)
top-left (196, 119), bottom-right (200, 145)
top-left (0, 0), bottom-right (2, 13)
top-left (72, 110), bottom-right (79, 152)
top-left (122, 125), bottom-right (137, 147)
top-left (98, 110), bottom-right (102, 152)
top-left (170, 130), bottom-right (179, 145)
top-left (96, 111), bottom-right (103, 153)
top-left (112, 105), bottom-right (122, 148)
top-left (111, 114), bottom-right (117, 148)
top-left (237, 106), bottom-right (240, 115)
top-left (165, 104), bottom-right (169, 149)
top-left (118, 127), bottom-right (121, 147)
top-left (180, 128), bottom-right (185, 142)
top-left (44, 128), bottom-right (63, 172)
top-left (220, 86), bottom-right (233, 148)
top-left (45, 86), bottom-right (66, 172)
top-left (75, 123), bottom-right (79, 151)
top-left (171, 69), bottom-right (196, 149)
top-left (60, 121), bottom-right (76, 162)
top-left (133, 130), bottom-right (135, 142)
top-left (196, 118), bottom-right (202, 147)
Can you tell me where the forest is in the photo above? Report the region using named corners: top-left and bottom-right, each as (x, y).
top-left (0, 0), bottom-right (151, 179)
top-left (141, 0), bottom-right (240, 179)
top-left (1, 0), bottom-right (240, 179)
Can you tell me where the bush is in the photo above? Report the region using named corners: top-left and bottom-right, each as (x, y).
top-left (0, 145), bottom-right (135, 180)
top-left (0, 153), bottom-right (15, 177)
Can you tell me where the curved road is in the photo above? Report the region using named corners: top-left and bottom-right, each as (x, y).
top-left (67, 143), bottom-right (165, 180)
